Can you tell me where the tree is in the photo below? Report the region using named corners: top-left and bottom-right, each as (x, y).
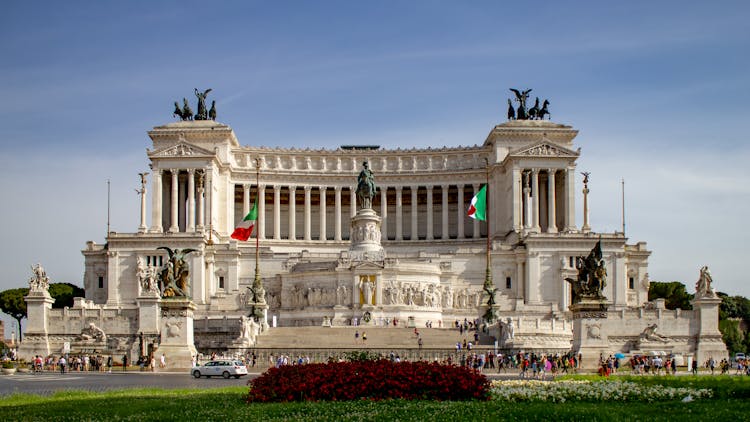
top-left (0, 283), bottom-right (85, 342)
top-left (48, 283), bottom-right (85, 309)
top-left (648, 281), bottom-right (693, 310)
top-left (0, 288), bottom-right (29, 341)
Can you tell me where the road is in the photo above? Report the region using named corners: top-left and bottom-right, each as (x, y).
top-left (0, 371), bottom-right (257, 397)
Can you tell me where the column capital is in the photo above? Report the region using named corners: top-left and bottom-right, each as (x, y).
top-left (169, 168), bottom-right (179, 174)
top-left (531, 168), bottom-right (540, 175)
top-left (258, 184), bottom-right (266, 190)
top-left (274, 185), bottom-right (282, 193)
top-left (187, 168), bottom-right (195, 175)
top-left (396, 186), bottom-right (403, 192)
top-left (547, 168), bottom-right (557, 175)
top-left (304, 185), bottom-right (312, 193)
top-left (288, 185), bottom-right (297, 191)
top-left (334, 186), bottom-right (342, 193)
top-left (318, 186), bottom-right (326, 192)
top-left (442, 184), bottom-right (450, 190)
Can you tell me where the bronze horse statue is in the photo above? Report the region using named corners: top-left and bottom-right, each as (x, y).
top-left (538, 99), bottom-right (550, 120)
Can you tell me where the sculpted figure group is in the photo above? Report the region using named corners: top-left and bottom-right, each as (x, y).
top-left (172, 88), bottom-right (217, 121)
top-left (565, 240), bottom-right (608, 303)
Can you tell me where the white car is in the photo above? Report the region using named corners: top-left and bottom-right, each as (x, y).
top-left (191, 360), bottom-right (248, 379)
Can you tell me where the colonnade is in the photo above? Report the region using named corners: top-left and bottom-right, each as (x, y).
top-left (515, 167), bottom-right (575, 234)
top-left (149, 168), bottom-right (208, 233)
top-left (237, 184), bottom-right (485, 242)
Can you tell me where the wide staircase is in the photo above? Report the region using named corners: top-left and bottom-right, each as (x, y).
top-left (255, 326), bottom-right (492, 349)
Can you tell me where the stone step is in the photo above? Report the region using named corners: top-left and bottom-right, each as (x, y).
top-left (256, 327), bottom-right (494, 349)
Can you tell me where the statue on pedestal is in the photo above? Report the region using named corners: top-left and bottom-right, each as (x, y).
top-left (356, 161), bottom-right (377, 209)
top-left (157, 247), bottom-right (196, 298)
top-left (194, 88), bottom-right (212, 121)
top-left (695, 266), bottom-right (717, 298)
top-left (29, 263), bottom-right (50, 293)
top-left (565, 240), bottom-right (607, 304)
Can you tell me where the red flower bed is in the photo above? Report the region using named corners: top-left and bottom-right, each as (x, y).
top-left (247, 360), bottom-right (490, 402)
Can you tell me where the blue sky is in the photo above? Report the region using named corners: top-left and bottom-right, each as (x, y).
top-left (1, 1), bottom-right (749, 337)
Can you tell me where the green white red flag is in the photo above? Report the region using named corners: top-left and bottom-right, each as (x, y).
top-left (231, 196), bottom-right (258, 241)
top-left (467, 184), bottom-right (487, 221)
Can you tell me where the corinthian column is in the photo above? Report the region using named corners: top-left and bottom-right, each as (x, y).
top-left (547, 169), bottom-right (558, 233)
top-left (187, 169), bottom-right (195, 231)
top-left (273, 185), bottom-right (281, 240)
top-left (456, 184), bottom-right (464, 239)
top-left (288, 185), bottom-right (296, 240)
top-left (319, 186), bottom-right (326, 241)
top-left (150, 169), bottom-right (163, 233)
top-left (426, 186), bottom-right (433, 240)
top-left (472, 183), bottom-right (480, 239)
top-left (531, 169), bottom-right (540, 233)
top-left (334, 186), bottom-right (342, 241)
top-left (395, 186), bottom-right (403, 241)
top-left (304, 186), bottom-right (312, 241)
top-left (169, 169), bottom-right (179, 233)
top-left (442, 184), bottom-right (449, 240)
top-left (410, 186), bottom-right (418, 240)
top-left (258, 184), bottom-right (266, 239)
top-left (380, 187), bottom-right (388, 240)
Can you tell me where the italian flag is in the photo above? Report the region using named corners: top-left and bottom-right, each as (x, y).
top-left (467, 184), bottom-right (487, 221)
top-left (231, 196), bottom-right (258, 241)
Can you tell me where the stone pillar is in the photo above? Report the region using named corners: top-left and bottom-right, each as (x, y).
top-left (426, 186), bottom-right (434, 240)
top-left (169, 169), bottom-right (179, 233)
top-left (150, 169), bottom-right (163, 233)
top-left (441, 184), bottom-right (449, 240)
top-left (288, 186), bottom-right (296, 240)
top-left (304, 186), bottom-right (312, 241)
top-left (204, 170), bottom-right (213, 235)
top-left (258, 185), bottom-right (266, 240)
top-left (531, 169), bottom-right (540, 233)
top-left (395, 187), bottom-right (403, 241)
top-left (196, 173), bottom-right (205, 231)
top-left (582, 177), bottom-right (591, 233)
top-left (410, 186), bottom-right (418, 240)
top-left (692, 295), bottom-right (728, 364)
top-left (18, 290), bottom-right (54, 359)
top-left (570, 301), bottom-right (610, 370)
top-left (472, 183), bottom-right (480, 239)
top-left (139, 174), bottom-right (148, 233)
top-left (565, 166), bottom-right (576, 232)
top-left (159, 299), bottom-right (198, 369)
top-left (243, 184), bottom-right (250, 216)
top-left (187, 169), bottom-right (195, 232)
top-left (380, 187), bottom-right (388, 240)
top-left (523, 172), bottom-right (531, 230)
top-left (319, 186), bottom-right (326, 241)
top-left (515, 256), bottom-right (525, 308)
top-left (547, 169), bottom-right (558, 233)
top-left (334, 186), bottom-right (342, 241)
top-left (273, 185), bottom-right (281, 240)
top-left (350, 188), bottom-right (356, 218)
top-left (456, 184), bottom-right (464, 239)
top-left (512, 167), bottom-right (522, 232)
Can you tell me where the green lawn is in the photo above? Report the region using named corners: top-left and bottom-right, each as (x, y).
top-left (1, 377), bottom-right (749, 421)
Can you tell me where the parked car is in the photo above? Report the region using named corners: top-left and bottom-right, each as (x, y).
top-left (191, 360), bottom-right (248, 379)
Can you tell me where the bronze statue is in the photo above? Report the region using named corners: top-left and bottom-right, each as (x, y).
top-left (172, 98), bottom-right (193, 121)
top-left (194, 88), bottom-right (212, 120)
top-left (528, 97), bottom-right (540, 119)
top-left (509, 88), bottom-right (532, 120)
top-left (208, 100), bottom-right (217, 121)
top-left (538, 99), bottom-right (550, 120)
top-left (157, 247), bottom-right (197, 298)
top-left (356, 161), bottom-right (377, 209)
top-left (565, 240), bottom-right (607, 303)
top-left (507, 99), bottom-right (516, 120)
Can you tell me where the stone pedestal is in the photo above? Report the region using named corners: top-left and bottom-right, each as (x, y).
top-left (349, 208), bottom-right (384, 261)
top-left (17, 291), bottom-right (55, 359)
top-left (692, 296), bottom-right (728, 364)
top-left (570, 300), bottom-right (610, 370)
top-left (137, 295), bottom-right (162, 335)
top-left (158, 299), bottom-right (198, 369)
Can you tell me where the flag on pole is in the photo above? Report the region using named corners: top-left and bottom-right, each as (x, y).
top-left (467, 184), bottom-right (487, 221)
top-left (231, 196), bottom-right (258, 241)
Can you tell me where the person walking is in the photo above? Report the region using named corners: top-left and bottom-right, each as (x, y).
top-left (362, 332), bottom-right (367, 344)
top-left (58, 356), bottom-right (67, 374)
top-left (122, 354), bottom-right (128, 371)
top-left (160, 353), bottom-right (167, 369)
top-left (107, 356), bottom-right (113, 373)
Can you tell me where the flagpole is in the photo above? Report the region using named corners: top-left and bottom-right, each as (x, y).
top-left (254, 158), bottom-right (261, 288)
top-left (484, 158), bottom-right (492, 288)
top-left (621, 178), bottom-right (626, 235)
top-left (107, 179), bottom-right (111, 238)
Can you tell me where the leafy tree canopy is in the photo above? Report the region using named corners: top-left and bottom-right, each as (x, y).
top-left (648, 281), bottom-right (693, 310)
top-left (48, 283), bottom-right (85, 309)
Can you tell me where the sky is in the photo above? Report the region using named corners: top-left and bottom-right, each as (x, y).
top-left (1, 1), bottom-right (749, 338)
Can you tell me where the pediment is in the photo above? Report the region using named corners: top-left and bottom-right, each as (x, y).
top-left (509, 140), bottom-right (579, 158)
top-left (148, 141), bottom-right (215, 158)
top-left (350, 260), bottom-right (385, 271)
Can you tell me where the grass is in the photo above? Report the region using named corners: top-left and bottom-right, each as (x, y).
top-left (1, 377), bottom-right (749, 421)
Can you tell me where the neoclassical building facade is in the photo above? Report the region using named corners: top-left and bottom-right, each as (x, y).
top-left (19, 116), bottom-right (726, 363)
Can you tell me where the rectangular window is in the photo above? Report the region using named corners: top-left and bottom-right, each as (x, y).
top-left (505, 277), bottom-right (512, 289)
top-left (628, 277), bottom-right (635, 289)
top-left (98, 276), bottom-right (104, 289)
top-left (569, 256), bottom-right (574, 268)
top-left (219, 276), bottom-right (225, 289)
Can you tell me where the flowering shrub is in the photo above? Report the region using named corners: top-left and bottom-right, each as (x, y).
top-left (490, 380), bottom-right (713, 402)
top-left (247, 360), bottom-right (490, 402)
